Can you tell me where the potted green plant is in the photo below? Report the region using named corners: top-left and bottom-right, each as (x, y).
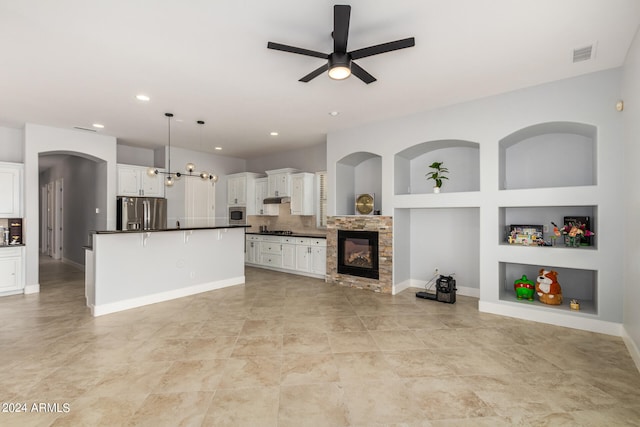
top-left (425, 161), bottom-right (449, 193)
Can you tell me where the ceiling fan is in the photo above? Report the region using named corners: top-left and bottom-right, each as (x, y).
top-left (267, 4), bottom-right (415, 84)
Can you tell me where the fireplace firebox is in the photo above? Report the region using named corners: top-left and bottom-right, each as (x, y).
top-left (337, 230), bottom-right (379, 279)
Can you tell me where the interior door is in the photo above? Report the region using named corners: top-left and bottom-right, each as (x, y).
top-left (53, 178), bottom-right (63, 260)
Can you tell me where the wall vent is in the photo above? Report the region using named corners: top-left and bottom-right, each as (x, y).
top-left (573, 45), bottom-right (593, 63)
top-left (73, 126), bottom-right (97, 132)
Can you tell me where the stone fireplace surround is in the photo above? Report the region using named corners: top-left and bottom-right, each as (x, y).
top-left (326, 216), bottom-right (392, 293)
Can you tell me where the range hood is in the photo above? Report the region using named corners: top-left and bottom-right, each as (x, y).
top-left (263, 196), bottom-right (291, 204)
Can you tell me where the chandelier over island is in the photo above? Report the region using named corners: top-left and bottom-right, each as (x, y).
top-left (148, 113), bottom-right (219, 187)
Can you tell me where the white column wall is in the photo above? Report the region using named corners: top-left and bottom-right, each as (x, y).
top-left (24, 124), bottom-right (117, 292)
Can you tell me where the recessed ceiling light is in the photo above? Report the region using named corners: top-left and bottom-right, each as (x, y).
top-left (270, 132), bottom-right (279, 136)
top-left (92, 123), bottom-right (104, 129)
top-left (329, 111), bottom-right (340, 116)
top-left (215, 147), bottom-right (222, 150)
top-left (136, 94), bottom-right (150, 101)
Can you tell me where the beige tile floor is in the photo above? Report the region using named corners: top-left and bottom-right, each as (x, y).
top-left (1, 257), bottom-right (640, 426)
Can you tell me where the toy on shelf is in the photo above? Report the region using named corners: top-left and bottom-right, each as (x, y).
top-left (560, 218), bottom-right (595, 247)
top-left (514, 275), bottom-right (535, 300)
top-left (536, 269), bottom-right (563, 305)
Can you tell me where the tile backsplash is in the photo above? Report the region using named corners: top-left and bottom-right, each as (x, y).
top-left (247, 203), bottom-right (325, 235)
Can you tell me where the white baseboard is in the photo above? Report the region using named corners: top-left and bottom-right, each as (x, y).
top-left (393, 279), bottom-right (413, 295)
top-left (479, 300), bottom-right (623, 336)
top-left (90, 276), bottom-right (245, 317)
top-left (62, 257), bottom-right (85, 271)
top-left (24, 284), bottom-right (40, 294)
top-left (622, 327), bottom-right (640, 373)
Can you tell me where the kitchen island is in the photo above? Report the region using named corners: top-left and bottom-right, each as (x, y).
top-left (85, 226), bottom-right (248, 316)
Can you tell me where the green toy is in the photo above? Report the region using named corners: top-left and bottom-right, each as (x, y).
top-left (514, 274), bottom-right (535, 300)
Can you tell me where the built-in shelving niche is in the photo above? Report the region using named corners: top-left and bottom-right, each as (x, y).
top-left (336, 152), bottom-right (382, 216)
top-left (499, 206), bottom-right (597, 249)
top-left (395, 140), bottom-right (480, 195)
top-left (499, 262), bottom-right (597, 316)
top-left (499, 122), bottom-right (597, 190)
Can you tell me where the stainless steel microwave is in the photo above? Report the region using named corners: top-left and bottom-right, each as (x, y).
top-left (228, 206), bottom-right (246, 225)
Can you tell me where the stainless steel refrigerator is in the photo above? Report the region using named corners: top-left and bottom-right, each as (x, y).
top-left (117, 197), bottom-right (167, 231)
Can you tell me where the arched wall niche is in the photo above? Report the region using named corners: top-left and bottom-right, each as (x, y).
top-left (394, 139), bottom-right (480, 195)
top-left (336, 151), bottom-right (382, 216)
top-left (499, 121), bottom-right (597, 190)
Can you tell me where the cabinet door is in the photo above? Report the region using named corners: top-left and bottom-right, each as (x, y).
top-left (282, 243), bottom-right (296, 269)
top-left (310, 246), bottom-right (326, 275)
top-left (0, 164), bottom-right (22, 217)
top-left (255, 179), bottom-right (267, 215)
top-left (227, 176), bottom-right (246, 205)
top-left (0, 256), bottom-right (20, 291)
top-left (117, 166), bottom-right (142, 196)
top-left (295, 245), bottom-right (311, 272)
top-left (141, 168), bottom-right (164, 197)
top-left (290, 175), bottom-right (304, 214)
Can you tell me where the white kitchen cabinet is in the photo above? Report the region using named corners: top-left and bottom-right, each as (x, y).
top-left (265, 168), bottom-right (298, 197)
top-left (254, 178), bottom-right (278, 216)
top-left (227, 173), bottom-right (262, 213)
top-left (245, 235), bottom-right (261, 264)
top-left (227, 175), bottom-right (247, 205)
top-left (259, 235), bottom-right (283, 267)
top-left (295, 237), bottom-right (326, 275)
top-left (310, 241), bottom-right (327, 275)
top-left (0, 247), bottom-right (24, 294)
top-left (282, 238), bottom-right (296, 270)
top-left (117, 164), bottom-right (164, 197)
top-left (0, 162), bottom-right (23, 218)
top-left (290, 173), bottom-right (315, 215)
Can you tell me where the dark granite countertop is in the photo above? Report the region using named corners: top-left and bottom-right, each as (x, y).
top-left (94, 225), bottom-right (250, 235)
top-left (246, 231), bottom-right (326, 239)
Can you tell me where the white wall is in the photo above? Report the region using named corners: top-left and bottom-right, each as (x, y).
top-left (409, 208), bottom-right (480, 291)
top-left (246, 142), bottom-right (326, 173)
top-left (0, 126), bottom-right (23, 162)
top-left (117, 144), bottom-right (156, 167)
top-left (24, 124), bottom-right (117, 292)
top-left (623, 27), bottom-right (640, 365)
top-left (327, 68), bottom-right (625, 330)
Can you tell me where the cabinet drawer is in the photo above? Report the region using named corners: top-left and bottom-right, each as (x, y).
top-left (295, 238), bottom-right (311, 245)
top-left (0, 247), bottom-right (22, 258)
top-left (261, 243), bottom-right (282, 254)
top-left (247, 235), bottom-right (262, 242)
top-left (282, 237), bottom-right (296, 244)
top-left (261, 254), bottom-right (282, 267)
top-left (311, 239), bottom-right (327, 247)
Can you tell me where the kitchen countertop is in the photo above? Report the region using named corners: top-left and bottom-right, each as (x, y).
top-left (246, 231), bottom-right (327, 239)
top-left (94, 225), bottom-right (250, 234)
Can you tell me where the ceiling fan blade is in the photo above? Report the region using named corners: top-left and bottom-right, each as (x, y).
top-left (333, 5), bottom-right (351, 53)
top-left (267, 42), bottom-right (328, 59)
top-left (350, 62), bottom-right (376, 84)
top-left (349, 37), bottom-right (415, 60)
top-left (299, 63), bottom-right (329, 82)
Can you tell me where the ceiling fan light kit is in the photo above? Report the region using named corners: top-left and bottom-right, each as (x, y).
top-left (268, 4), bottom-right (415, 84)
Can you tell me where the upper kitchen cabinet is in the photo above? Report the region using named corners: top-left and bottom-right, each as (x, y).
top-left (254, 178), bottom-right (278, 216)
top-left (117, 164), bottom-right (165, 197)
top-left (226, 172), bottom-right (262, 212)
top-left (0, 162), bottom-right (23, 217)
top-left (266, 168), bottom-right (299, 197)
top-left (290, 172), bottom-right (315, 215)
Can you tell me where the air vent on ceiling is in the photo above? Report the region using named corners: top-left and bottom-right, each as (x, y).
top-left (73, 126), bottom-right (97, 132)
top-left (573, 45), bottom-right (593, 63)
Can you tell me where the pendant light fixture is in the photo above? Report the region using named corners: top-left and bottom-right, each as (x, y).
top-left (148, 113), bottom-right (219, 186)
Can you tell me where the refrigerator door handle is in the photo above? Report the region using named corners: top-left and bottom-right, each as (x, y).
top-left (143, 200), bottom-right (149, 230)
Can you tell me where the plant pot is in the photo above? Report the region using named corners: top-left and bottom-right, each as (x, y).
top-left (433, 186), bottom-right (441, 194)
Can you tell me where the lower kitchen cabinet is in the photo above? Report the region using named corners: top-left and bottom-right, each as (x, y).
top-left (0, 247), bottom-right (25, 295)
top-left (246, 234), bottom-right (326, 279)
